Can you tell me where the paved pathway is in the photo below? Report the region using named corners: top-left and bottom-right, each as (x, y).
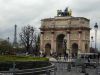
top-left (48, 57), bottom-right (98, 75)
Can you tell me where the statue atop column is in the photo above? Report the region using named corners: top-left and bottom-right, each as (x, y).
top-left (57, 7), bottom-right (72, 17)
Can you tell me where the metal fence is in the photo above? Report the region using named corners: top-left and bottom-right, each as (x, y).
top-left (0, 64), bottom-right (56, 75)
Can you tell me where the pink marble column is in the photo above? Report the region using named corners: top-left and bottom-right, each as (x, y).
top-left (78, 30), bottom-right (82, 52)
top-left (67, 31), bottom-right (70, 50)
top-left (67, 30), bottom-right (71, 61)
top-left (40, 32), bottom-right (44, 51)
top-left (51, 32), bottom-right (54, 53)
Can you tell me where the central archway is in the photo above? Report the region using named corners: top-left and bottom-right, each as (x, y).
top-left (56, 34), bottom-right (65, 54)
top-left (72, 43), bottom-right (78, 58)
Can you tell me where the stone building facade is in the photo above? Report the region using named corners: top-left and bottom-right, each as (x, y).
top-left (40, 8), bottom-right (90, 56)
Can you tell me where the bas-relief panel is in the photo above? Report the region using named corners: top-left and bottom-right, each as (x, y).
top-left (85, 31), bottom-right (90, 40)
top-left (70, 31), bottom-right (78, 40)
top-left (44, 32), bottom-right (51, 40)
top-left (86, 34), bottom-right (90, 40)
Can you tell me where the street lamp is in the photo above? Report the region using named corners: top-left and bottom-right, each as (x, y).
top-left (94, 23), bottom-right (98, 51)
top-left (91, 36), bottom-right (93, 48)
top-left (94, 23), bottom-right (99, 75)
top-left (7, 37), bottom-right (10, 54)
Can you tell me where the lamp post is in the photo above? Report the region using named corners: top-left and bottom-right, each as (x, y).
top-left (94, 23), bottom-right (98, 51)
top-left (91, 36), bottom-right (93, 48)
top-left (90, 36), bottom-right (94, 53)
top-left (7, 37), bottom-right (10, 54)
top-left (94, 23), bottom-right (99, 75)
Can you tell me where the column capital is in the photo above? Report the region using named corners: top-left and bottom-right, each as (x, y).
top-left (41, 31), bottom-right (44, 34)
top-left (51, 31), bottom-right (54, 34)
top-left (67, 30), bottom-right (71, 34)
top-left (78, 30), bottom-right (82, 34)
top-left (67, 31), bottom-right (70, 34)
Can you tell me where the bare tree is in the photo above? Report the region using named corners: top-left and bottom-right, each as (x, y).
top-left (0, 39), bottom-right (12, 55)
top-left (19, 25), bottom-right (36, 54)
top-left (33, 34), bottom-right (40, 56)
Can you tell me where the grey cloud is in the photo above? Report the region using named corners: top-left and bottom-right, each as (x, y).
top-left (0, 0), bottom-right (100, 47)
top-left (0, 0), bottom-right (67, 40)
top-left (67, 0), bottom-right (100, 30)
top-left (68, 0), bottom-right (100, 18)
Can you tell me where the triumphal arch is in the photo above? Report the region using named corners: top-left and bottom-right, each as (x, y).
top-left (40, 8), bottom-right (90, 56)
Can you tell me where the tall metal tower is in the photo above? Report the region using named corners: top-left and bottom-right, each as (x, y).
top-left (13, 24), bottom-right (17, 48)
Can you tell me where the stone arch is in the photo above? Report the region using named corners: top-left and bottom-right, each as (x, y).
top-left (45, 43), bottom-right (51, 55)
top-left (72, 43), bottom-right (78, 57)
top-left (56, 34), bottom-right (65, 54)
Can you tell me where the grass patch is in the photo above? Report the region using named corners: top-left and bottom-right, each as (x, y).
top-left (0, 55), bottom-right (49, 62)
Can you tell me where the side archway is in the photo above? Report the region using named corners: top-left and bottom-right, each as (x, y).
top-left (72, 43), bottom-right (78, 58)
top-left (56, 34), bottom-right (65, 54)
top-left (45, 43), bottom-right (51, 55)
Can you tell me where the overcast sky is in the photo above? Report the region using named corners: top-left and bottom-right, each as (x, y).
top-left (0, 0), bottom-right (100, 49)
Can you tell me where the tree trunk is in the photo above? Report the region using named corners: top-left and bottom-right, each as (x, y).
top-left (26, 46), bottom-right (30, 54)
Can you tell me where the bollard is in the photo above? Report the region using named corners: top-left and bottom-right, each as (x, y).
top-left (81, 64), bottom-right (86, 73)
top-left (54, 71), bottom-right (56, 75)
top-left (13, 62), bottom-right (16, 75)
top-left (54, 66), bottom-right (57, 75)
top-left (46, 70), bottom-right (50, 75)
top-left (85, 73), bottom-right (89, 75)
top-left (67, 63), bottom-right (71, 72)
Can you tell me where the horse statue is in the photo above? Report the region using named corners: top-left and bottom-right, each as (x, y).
top-left (57, 7), bottom-right (72, 17)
